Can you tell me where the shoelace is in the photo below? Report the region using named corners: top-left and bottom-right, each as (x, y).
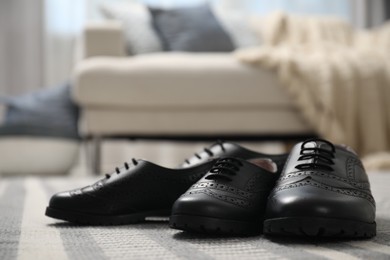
top-left (205, 157), bottom-right (243, 182)
top-left (184, 140), bottom-right (226, 165)
top-left (295, 138), bottom-right (335, 171)
top-left (105, 158), bottom-right (138, 179)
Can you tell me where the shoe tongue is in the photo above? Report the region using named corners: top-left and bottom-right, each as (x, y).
top-left (305, 140), bottom-right (332, 151)
top-left (248, 158), bottom-right (277, 173)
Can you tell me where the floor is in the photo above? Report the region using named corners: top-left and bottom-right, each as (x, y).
top-left (1, 140), bottom-right (390, 259)
top-left (1, 174), bottom-right (389, 260)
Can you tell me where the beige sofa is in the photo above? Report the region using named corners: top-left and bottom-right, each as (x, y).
top-left (73, 22), bottom-right (314, 174)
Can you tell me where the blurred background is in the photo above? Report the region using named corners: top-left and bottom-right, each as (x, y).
top-left (1, 0), bottom-right (387, 96)
top-left (0, 0), bottom-right (389, 176)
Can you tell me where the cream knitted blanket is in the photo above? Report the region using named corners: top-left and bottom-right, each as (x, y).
top-left (237, 12), bottom-right (390, 156)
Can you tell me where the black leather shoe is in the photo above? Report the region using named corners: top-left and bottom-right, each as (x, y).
top-left (46, 141), bottom-right (287, 225)
top-left (264, 139), bottom-right (376, 238)
top-left (170, 157), bottom-right (280, 235)
top-left (180, 140), bottom-right (288, 171)
top-left (45, 159), bottom-right (215, 225)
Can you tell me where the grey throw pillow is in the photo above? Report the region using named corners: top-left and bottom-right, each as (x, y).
top-left (212, 6), bottom-right (261, 48)
top-left (100, 2), bottom-right (163, 55)
top-left (149, 5), bottom-right (235, 52)
top-left (0, 82), bottom-right (79, 139)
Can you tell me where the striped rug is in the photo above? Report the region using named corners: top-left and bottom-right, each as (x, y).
top-left (1, 174), bottom-right (390, 260)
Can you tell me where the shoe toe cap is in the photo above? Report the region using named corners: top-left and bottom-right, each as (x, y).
top-left (49, 190), bottom-right (81, 209)
top-left (48, 188), bottom-right (100, 213)
top-left (172, 192), bottom-right (255, 221)
top-left (266, 186), bottom-right (375, 223)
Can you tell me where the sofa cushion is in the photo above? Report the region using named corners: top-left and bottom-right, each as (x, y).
top-left (73, 53), bottom-right (294, 109)
top-left (149, 5), bottom-right (234, 52)
top-left (80, 108), bottom-right (311, 136)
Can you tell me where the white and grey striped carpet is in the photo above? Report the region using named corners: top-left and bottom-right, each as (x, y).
top-left (1, 174), bottom-right (390, 260)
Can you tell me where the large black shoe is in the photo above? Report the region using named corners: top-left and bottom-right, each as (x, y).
top-left (264, 139), bottom-right (376, 238)
top-left (46, 142), bottom-right (287, 225)
top-left (170, 157), bottom-right (280, 235)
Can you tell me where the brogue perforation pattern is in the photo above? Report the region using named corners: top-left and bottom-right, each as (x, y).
top-left (279, 171), bottom-right (370, 189)
top-left (346, 157), bottom-right (365, 181)
top-left (274, 178), bottom-right (375, 205)
top-left (184, 189), bottom-right (253, 208)
top-left (189, 182), bottom-right (255, 199)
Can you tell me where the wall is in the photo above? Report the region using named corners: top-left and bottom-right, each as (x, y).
top-left (0, 0), bottom-right (43, 96)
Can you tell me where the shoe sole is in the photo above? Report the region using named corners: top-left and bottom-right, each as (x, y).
top-left (169, 214), bottom-right (262, 235)
top-left (45, 207), bottom-right (170, 225)
top-left (264, 217), bottom-right (376, 238)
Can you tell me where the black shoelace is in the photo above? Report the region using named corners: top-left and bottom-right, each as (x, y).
top-left (184, 140), bottom-right (226, 165)
top-left (105, 158), bottom-right (138, 179)
top-left (205, 158), bottom-right (243, 182)
top-left (295, 139), bottom-right (335, 171)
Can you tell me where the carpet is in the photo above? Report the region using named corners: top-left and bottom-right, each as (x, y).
top-left (1, 174), bottom-right (390, 260)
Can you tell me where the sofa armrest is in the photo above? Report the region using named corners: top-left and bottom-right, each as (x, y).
top-left (83, 22), bottom-right (127, 58)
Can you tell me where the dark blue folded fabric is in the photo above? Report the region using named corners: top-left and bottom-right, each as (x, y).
top-left (149, 4), bottom-right (235, 52)
top-left (0, 82), bottom-right (79, 139)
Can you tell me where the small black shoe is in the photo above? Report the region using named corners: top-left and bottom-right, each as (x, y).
top-left (180, 140), bottom-right (288, 171)
top-left (170, 157), bottom-right (280, 235)
top-left (45, 159), bottom-right (215, 225)
top-left (264, 139), bottom-right (376, 238)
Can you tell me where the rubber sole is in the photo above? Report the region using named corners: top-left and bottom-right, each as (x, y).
top-left (169, 214), bottom-right (262, 235)
top-left (264, 217), bottom-right (376, 238)
top-left (45, 207), bottom-right (170, 225)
